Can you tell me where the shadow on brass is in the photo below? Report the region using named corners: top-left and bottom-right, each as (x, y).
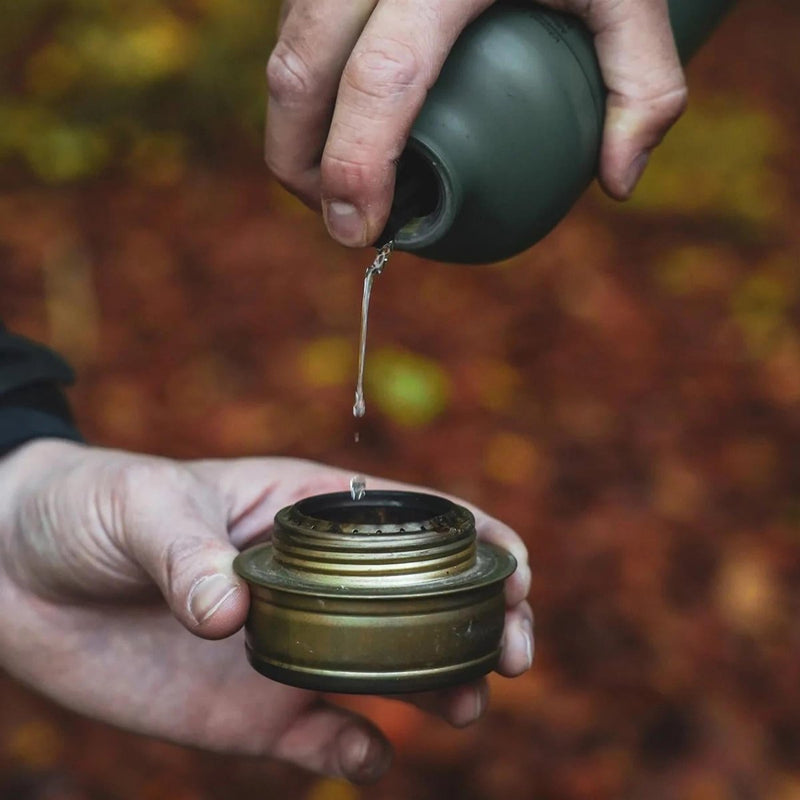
top-left (234, 490), bottom-right (516, 694)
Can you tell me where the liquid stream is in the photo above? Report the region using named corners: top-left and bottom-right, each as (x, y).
top-left (353, 241), bottom-right (393, 420)
top-left (350, 242), bottom-right (393, 501)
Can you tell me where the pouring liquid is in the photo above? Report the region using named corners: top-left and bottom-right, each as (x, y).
top-left (350, 241), bottom-right (394, 501)
top-left (353, 241), bottom-right (393, 419)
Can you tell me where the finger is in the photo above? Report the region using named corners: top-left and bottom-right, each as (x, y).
top-left (576, 0), bottom-right (688, 198)
top-left (320, 0), bottom-right (493, 246)
top-left (395, 678), bottom-right (489, 728)
top-left (366, 477), bottom-right (531, 608)
top-left (273, 701), bottom-right (393, 784)
top-left (276, 0), bottom-right (294, 32)
top-left (497, 601), bottom-right (534, 677)
top-left (359, 472), bottom-right (531, 607)
top-left (187, 457), bottom-right (352, 548)
top-left (472, 511), bottom-right (530, 608)
top-left (190, 458), bottom-right (529, 610)
top-left (264, 0), bottom-right (377, 208)
top-left (109, 460), bottom-right (249, 639)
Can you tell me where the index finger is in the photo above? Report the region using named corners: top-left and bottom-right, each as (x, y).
top-left (320, 0), bottom-right (492, 247)
top-left (265, 0), bottom-right (377, 208)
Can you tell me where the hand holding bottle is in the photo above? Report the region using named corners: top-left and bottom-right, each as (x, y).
top-left (265, 0), bottom-right (687, 248)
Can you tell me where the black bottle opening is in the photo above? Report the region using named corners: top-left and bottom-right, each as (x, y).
top-left (376, 147), bottom-right (441, 246)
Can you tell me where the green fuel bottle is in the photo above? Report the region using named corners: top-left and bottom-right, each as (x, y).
top-left (384, 0), bottom-right (736, 264)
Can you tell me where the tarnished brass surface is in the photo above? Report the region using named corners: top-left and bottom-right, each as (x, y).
top-left (234, 490), bottom-right (516, 694)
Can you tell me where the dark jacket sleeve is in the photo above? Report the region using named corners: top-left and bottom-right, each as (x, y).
top-left (0, 322), bottom-right (83, 457)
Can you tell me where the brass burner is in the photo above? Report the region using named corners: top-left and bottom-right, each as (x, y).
top-left (234, 490), bottom-right (516, 694)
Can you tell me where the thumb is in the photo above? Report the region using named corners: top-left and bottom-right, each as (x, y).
top-left (112, 461), bottom-right (249, 640)
top-left (583, 0), bottom-right (688, 198)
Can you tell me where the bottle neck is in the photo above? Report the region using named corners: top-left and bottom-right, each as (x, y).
top-left (377, 140), bottom-right (461, 250)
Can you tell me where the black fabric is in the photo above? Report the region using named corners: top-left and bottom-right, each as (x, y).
top-left (0, 323), bottom-right (75, 393)
top-left (0, 323), bottom-right (83, 457)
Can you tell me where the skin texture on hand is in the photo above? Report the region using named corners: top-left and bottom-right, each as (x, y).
top-left (0, 439), bottom-right (532, 784)
top-left (264, 0), bottom-right (687, 247)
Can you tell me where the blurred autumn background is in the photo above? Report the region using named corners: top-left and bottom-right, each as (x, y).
top-left (2, 0), bottom-right (800, 798)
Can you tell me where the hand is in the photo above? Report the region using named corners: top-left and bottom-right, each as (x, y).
top-left (0, 440), bottom-right (532, 784)
top-left (264, 0), bottom-right (687, 247)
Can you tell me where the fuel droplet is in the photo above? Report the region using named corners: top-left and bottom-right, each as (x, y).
top-left (350, 474), bottom-right (366, 501)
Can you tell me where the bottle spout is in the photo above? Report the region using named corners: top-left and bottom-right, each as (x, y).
top-left (376, 145), bottom-right (447, 247)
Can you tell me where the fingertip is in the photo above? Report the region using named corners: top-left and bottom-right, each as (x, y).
top-left (450, 680), bottom-right (489, 728)
top-left (323, 199), bottom-right (368, 247)
top-left (598, 104), bottom-right (640, 199)
top-left (622, 150), bottom-right (650, 197)
top-left (337, 724), bottom-right (393, 784)
top-left (320, 151), bottom-right (395, 247)
top-left (398, 678), bottom-right (488, 729)
top-left (498, 606), bottom-right (534, 677)
top-left (599, 85), bottom-right (686, 199)
top-left (600, 149), bottom-right (650, 200)
top-left (186, 574), bottom-right (249, 640)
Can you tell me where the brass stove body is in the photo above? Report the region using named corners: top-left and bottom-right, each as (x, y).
top-left (234, 490), bottom-right (516, 694)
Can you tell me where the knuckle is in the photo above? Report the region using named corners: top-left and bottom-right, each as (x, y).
top-left (642, 82), bottom-right (688, 137)
top-left (109, 459), bottom-right (199, 535)
top-left (105, 458), bottom-right (185, 546)
top-left (267, 40), bottom-right (318, 107)
top-left (344, 37), bottom-right (426, 101)
top-left (578, 0), bottom-right (628, 25)
top-left (654, 84), bottom-right (688, 123)
top-left (112, 459), bottom-right (188, 499)
top-left (163, 536), bottom-right (207, 597)
top-left (321, 151), bottom-right (381, 198)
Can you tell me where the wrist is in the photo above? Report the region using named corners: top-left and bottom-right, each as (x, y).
top-left (0, 437), bottom-right (87, 487)
top-left (0, 440), bottom-right (90, 679)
